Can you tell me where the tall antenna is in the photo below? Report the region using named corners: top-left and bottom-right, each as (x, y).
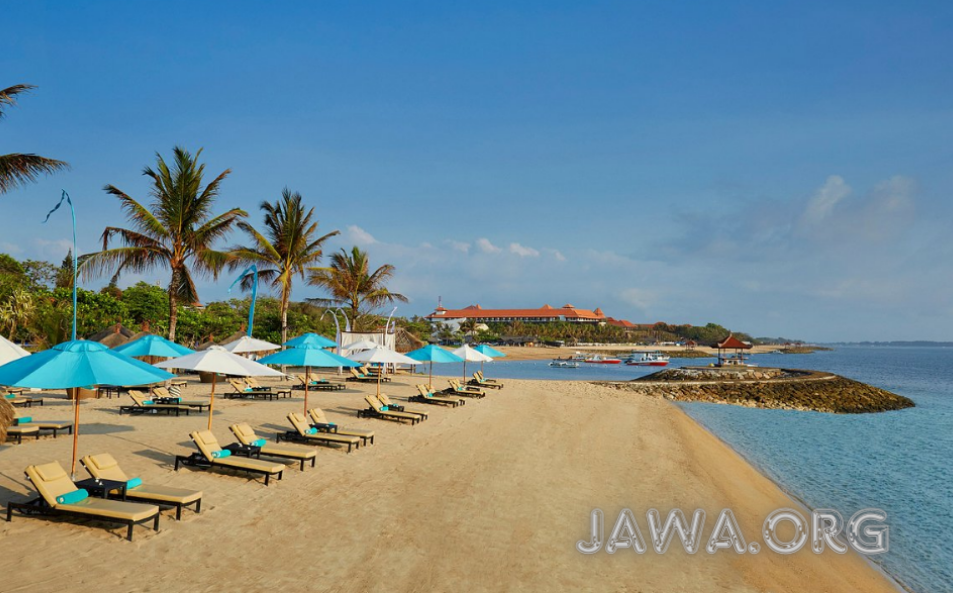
top-left (438, 295), bottom-right (442, 308)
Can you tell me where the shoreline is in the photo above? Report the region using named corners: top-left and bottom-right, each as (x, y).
top-left (0, 376), bottom-right (900, 592)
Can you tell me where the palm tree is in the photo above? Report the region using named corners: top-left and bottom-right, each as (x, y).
top-left (230, 188), bottom-right (339, 345)
top-left (83, 146), bottom-right (246, 341)
top-left (0, 84), bottom-right (69, 195)
top-left (307, 246), bottom-right (408, 331)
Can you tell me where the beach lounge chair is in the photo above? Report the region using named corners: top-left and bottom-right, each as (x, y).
top-left (175, 431), bottom-right (285, 486)
top-left (226, 379), bottom-right (272, 400)
top-left (4, 393), bottom-right (43, 407)
top-left (120, 391), bottom-right (191, 416)
top-left (358, 395), bottom-right (422, 424)
top-left (410, 384), bottom-right (464, 407)
top-left (291, 374), bottom-right (345, 391)
top-left (445, 379), bottom-right (486, 398)
top-left (80, 453), bottom-right (202, 520)
top-left (229, 423), bottom-right (317, 470)
top-left (278, 413), bottom-right (362, 453)
top-left (13, 415), bottom-right (73, 438)
top-left (360, 365), bottom-right (391, 381)
top-left (469, 372), bottom-right (504, 389)
top-left (5, 424), bottom-right (40, 444)
top-left (6, 461), bottom-right (160, 541)
top-left (376, 393), bottom-right (429, 420)
top-left (151, 387), bottom-right (210, 410)
top-left (244, 378), bottom-right (291, 398)
top-left (347, 368), bottom-right (378, 383)
top-left (306, 408), bottom-right (375, 445)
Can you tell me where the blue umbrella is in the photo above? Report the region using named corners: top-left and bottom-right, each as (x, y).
top-left (405, 344), bottom-right (465, 387)
top-left (473, 344), bottom-right (506, 376)
top-left (258, 345), bottom-right (359, 414)
top-left (113, 334), bottom-right (195, 359)
top-left (283, 333), bottom-right (338, 348)
top-left (0, 340), bottom-right (175, 476)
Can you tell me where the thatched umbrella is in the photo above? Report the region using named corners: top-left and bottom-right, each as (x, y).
top-left (0, 397), bottom-right (14, 444)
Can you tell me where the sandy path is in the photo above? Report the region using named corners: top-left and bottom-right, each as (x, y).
top-left (0, 377), bottom-right (898, 592)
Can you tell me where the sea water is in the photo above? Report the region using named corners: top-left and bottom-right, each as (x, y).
top-left (433, 347), bottom-right (952, 593)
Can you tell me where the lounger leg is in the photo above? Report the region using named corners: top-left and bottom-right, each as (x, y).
top-left (127, 523), bottom-right (134, 541)
top-left (299, 458), bottom-right (305, 471)
top-left (153, 514), bottom-right (160, 531)
top-left (310, 457), bottom-right (316, 468)
top-left (277, 470), bottom-right (283, 481)
top-left (176, 504), bottom-right (182, 521)
top-left (195, 499), bottom-right (202, 514)
top-left (264, 473), bottom-right (270, 486)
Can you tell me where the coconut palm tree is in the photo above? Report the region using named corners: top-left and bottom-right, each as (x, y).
top-left (230, 188), bottom-right (339, 345)
top-left (0, 84), bottom-right (69, 195)
top-left (83, 146), bottom-right (245, 341)
top-left (307, 246), bottom-right (408, 331)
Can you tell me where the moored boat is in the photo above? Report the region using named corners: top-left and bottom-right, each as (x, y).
top-left (625, 351), bottom-right (670, 367)
top-left (549, 359), bottom-right (580, 368)
top-left (582, 354), bottom-right (622, 364)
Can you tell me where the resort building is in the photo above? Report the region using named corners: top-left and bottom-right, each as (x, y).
top-left (427, 303), bottom-right (607, 326)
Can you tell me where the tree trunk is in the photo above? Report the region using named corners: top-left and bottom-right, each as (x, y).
top-left (280, 285), bottom-right (291, 346)
top-left (168, 294), bottom-right (178, 342)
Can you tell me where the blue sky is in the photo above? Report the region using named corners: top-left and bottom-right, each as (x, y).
top-left (3, 1), bottom-right (953, 341)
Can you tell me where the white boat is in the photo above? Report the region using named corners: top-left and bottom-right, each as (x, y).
top-left (625, 351), bottom-right (670, 367)
top-left (549, 359), bottom-right (580, 368)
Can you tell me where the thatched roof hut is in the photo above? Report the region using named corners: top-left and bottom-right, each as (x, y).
top-left (89, 323), bottom-right (136, 348)
top-left (394, 328), bottom-right (425, 353)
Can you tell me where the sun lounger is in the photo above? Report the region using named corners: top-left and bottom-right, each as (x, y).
top-left (80, 453), bottom-right (202, 520)
top-left (358, 395), bottom-right (422, 424)
top-left (306, 408), bottom-right (375, 445)
top-left (347, 368), bottom-right (378, 383)
top-left (6, 461), bottom-right (160, 540)
top-left (13, 416), bottom-right (73, 437)
top-left (277, 413), bottom-right (362, 453)
top-left (359, 365), bottom-right (391, 381)
top-left (5, 424), bottom-right (40, 444)
top-left (229, 423), bottom-right (317, 470)
top-left (120, 391), bottom-right (191, 416)
top-left (291, 374), bottom-right (345, 391)
top-left (151, 387), bottom-right (210, 410)
top-left (469, 372), bottom-right (504, 389)
top-left (175, 431), bottom-right (285, 485)
top-left (444, 379), bottom-right (486, 398)
top-left (244, 378), bottom-right (291, 398)
top-left (410, 384), bottom-right (464, 407)
top-left (4, 393), bottom-right (43, 407)
top-left (225, 379), bottom-right (276, 400)
top-left (376, 393), bottom-right (429, 420)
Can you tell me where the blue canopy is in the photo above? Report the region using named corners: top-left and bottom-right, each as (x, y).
top-left (113, 334), bottom-right (194, 358)
top-left (405, 344), bottom-right (465, 363)
top-left (473, 344), bottom-right (506, 358)
top-left (283, 333), bottom-right (338, 348)
top-left (257, 345), bottom-right (359, 368)
top-left (0, 340), bottom-right (174, 389)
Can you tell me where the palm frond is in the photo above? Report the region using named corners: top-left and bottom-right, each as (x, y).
top-left (0, 84), bottom-right (37, 119)
top-left (0, 154), bottom-right (70, 195)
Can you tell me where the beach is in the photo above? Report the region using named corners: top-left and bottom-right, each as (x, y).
top-left (0, 376), bottom-right (898, 593)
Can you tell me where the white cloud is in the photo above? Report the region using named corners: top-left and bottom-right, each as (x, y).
top-left (447, 240), bottom-right (471, 254)
top-left (545, 248), bottom-right (567, 262)
top-left (508, 242), bottom-right (540, 257)
top-left (619, 288), bottom-right (657, 310)
top-left (799, 175), bottom-right (851, 227)
top-left (347, 225), bottom-right (377, 245)
top-left (475, 238), bottom-right (502, 254)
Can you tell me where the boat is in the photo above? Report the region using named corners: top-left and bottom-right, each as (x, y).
top-left (582, 354), bottom-right (622, 364)
top-left (549, 359), bottom-right (580, 368)
top-left (625, 351), bottom-right (670, 367)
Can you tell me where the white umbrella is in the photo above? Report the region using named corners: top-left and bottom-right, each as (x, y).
top-left (220, 335), bottom-right (281, 354)
top-left (344, 339), bottom-right (382, 352)
top-left (348, 346), bottom-right (423, 397)
top-left (452, 344), bottom-right (493, 382)
top-left (156, 346), bottom-right (284, 429)
top-left (0, 335), bottom-right (30, 366)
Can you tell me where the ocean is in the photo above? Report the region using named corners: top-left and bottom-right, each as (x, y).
top-left (432, 347), bottom-right (952, 593)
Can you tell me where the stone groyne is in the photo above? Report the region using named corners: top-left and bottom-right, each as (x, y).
top-left (600, 367), bottom-right (915, 414)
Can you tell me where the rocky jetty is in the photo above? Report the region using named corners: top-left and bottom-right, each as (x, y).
top-left (600, 367), bottom-right (915, 414)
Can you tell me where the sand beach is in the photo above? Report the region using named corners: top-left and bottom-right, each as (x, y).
top-left (0, 376), bottom-right (898, 592)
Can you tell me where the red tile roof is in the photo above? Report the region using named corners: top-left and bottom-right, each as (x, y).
top-left (715, 334), bottom-right (751, 349)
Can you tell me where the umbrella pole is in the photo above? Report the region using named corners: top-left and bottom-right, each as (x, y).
top-left (429, 361), bottom-right (433, 390)
top-left (463, 360), bottom-right (467, 382)
top-left (208, 374), bottom-right (216, 430)
top-left (70, 395), bottom-right (80, 479)
top-left (377, 366), bottom-right (382, 398)
top-left (304, 367), bottom-right (310, 416)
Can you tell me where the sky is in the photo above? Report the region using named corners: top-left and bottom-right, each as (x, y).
top-left (3, 1), bottom-right (953, 342)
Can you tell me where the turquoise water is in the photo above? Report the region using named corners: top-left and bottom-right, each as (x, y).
top-left (435, 348), bottom-right (951, 593)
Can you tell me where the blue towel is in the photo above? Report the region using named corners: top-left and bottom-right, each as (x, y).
top-left (142, 400), bottom-right (154, 405)
top-left (56, 489), bottom-right (89, 505)
top-left (381, 405), bottom-right (389, 411)
top-left (15, 417), bottom-right (32, 425)
top-left (212, 449), bottom-right (232, 459)
top-left (4, 394), bottom-right (14, 399)
top-left (306, 427), bottom-right (317, 435)
top-left (251, 438), bottom-right (266, 447)
top-left (126, 477), bottom-right (142, 489)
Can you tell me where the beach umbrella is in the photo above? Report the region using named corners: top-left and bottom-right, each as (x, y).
top-left (284, 333), bottom-right (337, 348)
top-left (155, 346), bottom-right (283, 429)
top-left (113, 334), bottom-right (194, 359)
top-left (473, 344), bottom-right (506, 375)
top-left (258, 345), bottom-right (359, 414)
top-left (0, 335), bottom-right (30, 367)
top-left (0, 340), bottom-right (174, 477)
top-left (451, 344), bottom-right (493, 382)
top-left (220, 335), bottom-right (281, 355)
top-left (348, 346), bottom-right (423, 397)
top-left (344, 338), bottom-right (381, 353)
top-left (405, 345), bottom-right (464, 388)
